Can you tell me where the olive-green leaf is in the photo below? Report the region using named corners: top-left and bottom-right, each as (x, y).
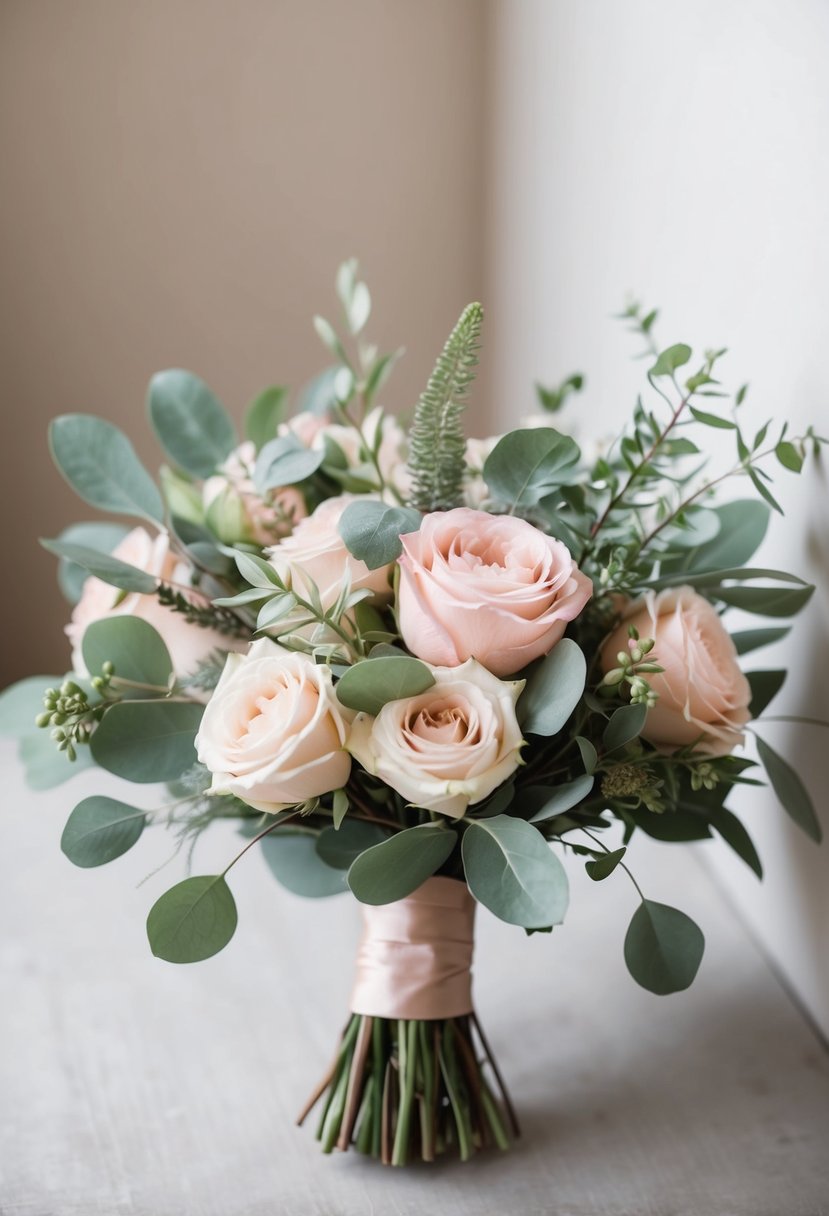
top-left (347, 823), bottom-right (456, 905)
top-left (316, 820), bottom-right (390, 869)
top-left (336, 656), bottom-right (435, 716)
top-left (747, 669), bottom-right (786, 717)
top-left (338, 500), bottom-right (422, 570)
top-left (90, 700), bottom-right (203, 782)
top-left (705, 807), bottom-right (762, 878)
top-left (244, 386), bottom-right (289, 451)
top-left (519, 639), bottom-right (586, 736)
top-left (650, 343), bottom-right (692, 376)
top-left (253, 436), bottom-right (324, 493)
top-left (61, 796), bottom-right (146, 867)
top-left (659, 500), bottom-right (769, 576)
top-left (715, 583), bottom-right (814, 618)
top-left (483, 428), bottom-right (581, 509)
top-left (624, 900), bottom-right (705, 994)
top-left (585, 846), bottom-right (626, 881)
top-left (603, 702), bottom-right (647, 751)
top-left (528, 775), bottom-right (594, 822)
top-left (147, 875), bottom-right (238, 963)
top-left (462, 815), bottom-right (569, 928)
top-left (260, 831), bottom-right (347, 897)
top-left (731, 627), bottom-right (790, 656)
top-left (82, 617), bottom-right (173, 691)
top-left (49, 414), bottom-right (164, 523)
top-left (147, 369), bottom-right (237, 478)
top-left (756, 736), bottom-right (821, 842)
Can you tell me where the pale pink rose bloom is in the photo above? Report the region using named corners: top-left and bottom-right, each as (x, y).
top-left (278, 410), bottom-right (331, 447)
top-left (313, 407), bottom-right (412, 499)
top-left (266, 494), bottom-right (393, 610)
top-left (348, 658), bottom-right (524, 818)
top-left (397, 508), bottom-right (593, 678)
top-left (66, 527), bottom-right (233, 679)
top-left (196, 638), bottom-right (351, 811)
top-left (601, 586), bottom-right (752, 757)
top-left (202, 440), bottom-right (306, 545)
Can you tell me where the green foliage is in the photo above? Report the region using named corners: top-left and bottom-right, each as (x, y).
top-left (347, 823), bottom-right (456, 905)
top-left (51, 522), bottom-right (131, 603)
top-left (603, 703), bottom-right (648, 752)
top-left (244, 386), bottom-right (288, 451)
top-left (649, 344), bottom-right (692, 377)
top-left (624, 900), bottom-right (705, 994)
top-left (527, 776), bottom-right (595, 822)
top-left (41, 537), bottom-right (157, 595)
top-left (81, 617), bottom-right (173, 692)
top-left (461, 815), bottom-right (569, 928)
top-left (19, 731), bottom-right (94, 789)
top-left (49, 414), bottom-right (164, 524)
top-left (156, 584), bottom-right (252, 639)
top-left (518, 639), bottom-right (586, 736)
top-left (147, 875), bottom-right (238, 963)
top-left (0, 676), bottom-right (62, 737)
top-left (61, 796), bottom-right (146, 867)
top-left (483, 428), bottom-right (581, 510)
top-left (747, 669), bottom-right (786, 717)
top-left (407, 303), bottom-right (483, 512)
top-left (147, 370), bottom-right (237, 478)
top-left (756, 736), bottom-right (821, 842)
top-left (585, 846), bottom-right (626, 881)
top-left (705, 806), bottom-right (762, 878)
top-left (90, 700), bottom-right (203, 782)
top-left (253, 435), bottom-right (324, 493)
top-left (338, 500), bottom-right (422, 570)
top-left (731, 627), bottom-right (790, 656)
top-left (316, 820), bottom-right (390, 869)
top-left (335, 656), bottom-right (435, 716)
top-left (261, 832), bottom-right (347, 897)
top-left (536, 372), bottom-right (584, 413)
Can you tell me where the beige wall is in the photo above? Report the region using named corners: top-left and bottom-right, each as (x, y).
top-left (0, 0), bottom-right (488, 684)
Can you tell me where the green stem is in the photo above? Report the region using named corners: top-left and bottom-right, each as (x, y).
top-left (392, 1020), bottom-right (419, 1166)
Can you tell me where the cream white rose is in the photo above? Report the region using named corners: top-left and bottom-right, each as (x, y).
top-left (196, 638), bottom-right (351, 811)
top-left (347, 658), bottom-right (525, 818)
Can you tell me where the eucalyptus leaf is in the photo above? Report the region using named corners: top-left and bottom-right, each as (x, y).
top-left (260, 831), bottom-right (347, 897)
top-left (297, 366), bottom-right (341, 415)
top-left (756, 736), bottom-right (822, 842)
top-left (483, 428), bottom-right (581, 509)
top-left (660, 500), bottom-right (769, 575)
top-left (49, 414), bottom-right (164, 523)
top-left (688, 406), bottom-right (736, 429)
top-left (0, 676), bottom-right (61, 737)
top-left (244, 386), bottom-right (289, 451)
top-left (624, 900), bottom-right (705, 994)
top-left (336, 656), bottom-right (435, 716)
top-left (519, 639), bottom-right (586, 736)
top-left (714, 583), bottom-right (814, 618)
top-left (82, 617), bottom-right (173, 690)
top-left (603, 703), bottom-right (647, 752)
top-left (147, 370), bottom-right (237, 478)
top-left (61, 796), bottom-right (146, 867)
top-left (576, 736), bottom-right (598, 774)
top-left (41, 538), bottom-right (158, 594)
top-left (338, 500), bottom-right (422, 570)
top-left (650, 344), bottom-right (692, 376)
top-left (528, 775), bottom-right (594, 822)
top-left (253, 436), bottom-right (324, 492)
top-left (747, 669), bottom-right (786, 717)
top-left (585, 846), bottom-right (626, 881)
top-left (347, 823), bottom-right (456, 905)
top-left (18, 732), bottom-right (94, 790)
top-left (147, 875), bottom-right (238, 963)
top-left (52, 522), bottom-right (131, 603)
top-left (316, 820), bottom-right (389, 869)
top-left (705, 806), bottom-right (762, 878)
top-left (731, 627), bottom-right (790, 656)
top-left (462, 815), bottom-right (569, 928)
top-left (90, 700), bottom-right (203, 782)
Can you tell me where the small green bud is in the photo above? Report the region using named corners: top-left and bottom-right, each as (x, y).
top-left (35, 711), bottom-right (52, 729)
top-left (630, 646), bottom-right (643, 663)
top-left (50, 712), bottom-right (66, 726)
top-left (44, 687), bottom-right (58, 701)
top-left (91, 676), bottom-right (105, 691)
top-left (602, 668), bottom-right (626, 687)
top-left (627, 625), bottom-right (640, 640)
top-left (639, 638), bottom-right (655, 654)
top-left (65, 744), bottom-right (77, 762)
top-left (102, 661), bottom-right (115, 677)
top-left (51, 727), bottom-right (66, 741)
top-left (61, 680), bottom-right (81, 697)
top-left (616, 650), bottom-right (630, 668)
top-left (57, 738), bottom-right (68, 751)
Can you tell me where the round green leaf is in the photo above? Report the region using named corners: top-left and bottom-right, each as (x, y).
top-left (316, 820), bottom-right (390, 869)
top-left (19, 731), bottom-right (94, 790)
top-left (519, 639), bottom-right (586, 736)
top-left (483, 428), bottom-right (581, 509)
top-left (347, 823), bottom-right (456, 905)
top-left (659, 500), bottom-right (769, 576)
top-left (461, 815), bottom-right (569, 928)
top-left (41, 538), bottom-right (158, 594)
top-left (147, 369), bottom-right (237, 478)
top-left (338, 500), bottom-right (422, 570)
top-left (49, 414), bottom-right (164, 524)
top-left (90, 700), bottom-right (203, 782)
top-left (147, 875), bottom-right (238, 963)
top-left (336, 656), bottom-right (436, 716)
top-left (585, 846), bottom-right (626, 881)
top-left (244, 386), bottom-right (289, 451)
top-left (649, 343), bottom-right (691, 377)
top-left (527, 775), bottom-right (594, 822)
top-left (82, 617), bottom-right (173, 691)
top-left (624, 900), bottom-right (705, 994)
top-left (260, 832), bottom-right (347, 897)
top-left (603, 703), bottom-right (647, 752)
top-left (253, 436), bottom-right (324, 492)
top-left (61, 796), bottom-right (146, 867)
top-left (0, 676), bottom-right (61, 738)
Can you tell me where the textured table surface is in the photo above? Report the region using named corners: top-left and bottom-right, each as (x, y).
top-left (1, 737), bottom-right (828, 1216)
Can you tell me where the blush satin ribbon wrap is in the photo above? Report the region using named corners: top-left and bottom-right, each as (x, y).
top-left (350, 876), bottom-right (476, 1020)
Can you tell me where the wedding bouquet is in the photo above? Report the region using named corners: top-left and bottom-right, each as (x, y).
top-left (3, 261), bottom-right (823, 1166)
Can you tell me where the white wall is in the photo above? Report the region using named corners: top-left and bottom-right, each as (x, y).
top-left (487, 0), bottom-right (829, 1033)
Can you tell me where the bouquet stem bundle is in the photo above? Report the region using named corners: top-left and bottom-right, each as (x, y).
top-left (299, 1011), bottom-right (517, 1165)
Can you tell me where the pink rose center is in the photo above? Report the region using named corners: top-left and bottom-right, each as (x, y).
top-left (403, 696), bottom-right (481, 749)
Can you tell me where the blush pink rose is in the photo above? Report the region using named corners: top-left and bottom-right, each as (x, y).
top-left (601, 587), bottom-right (752, 757)
top-left (66, 527), bottom-right (233, 679)
top-left (397, 508), bottom-right (593, 677)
